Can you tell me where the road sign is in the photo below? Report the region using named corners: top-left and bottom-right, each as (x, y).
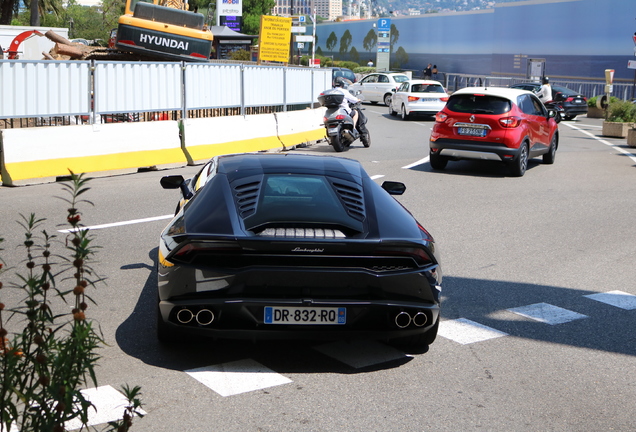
top-left (297, 42), bottom-right (304, 49)
top-left (291, 26), bottom-right (306, 33)
top-left (628, 60), bottom-right (636, 69)
top-left (377, 18), bottom-right (391, 31)
top-left (298, 15), bottom-right (306, 22)
top-left (295, 35), bottom-right (314, 42)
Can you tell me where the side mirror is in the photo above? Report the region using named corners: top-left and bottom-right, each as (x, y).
top-left (391, 88), bottom-right (397, 93)
top-left (381, 181), bottom-right (406, 195)
top-left (547, 109), bottom-right (561, 124)
top-left (160, 175), bottom-right (185, 189)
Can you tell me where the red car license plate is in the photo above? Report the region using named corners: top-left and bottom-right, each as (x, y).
top-left (458, 127), bottom-right (487, 137)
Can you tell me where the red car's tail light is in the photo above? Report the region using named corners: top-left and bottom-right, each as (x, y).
top-left (435, 112), bottom-right (448, 122)
top-left (499, 116), bottom-right (521, 128)
top-left (408, 96), bottom-right (419, 102)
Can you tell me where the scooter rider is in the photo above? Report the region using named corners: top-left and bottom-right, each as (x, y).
top-left (333, 77), bottom-right (360, 132)
top-left (536, 76), bottom-right (552, 104)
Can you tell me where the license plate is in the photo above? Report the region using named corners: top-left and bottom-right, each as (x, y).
top-left (264, 306), bottom-right (346, 325)
top-left (574, 99), bottom-right (583, 104)
top-left (458, 127), bottom-right (487, 137)
top-left (421, 98), bottom-right (438, 102)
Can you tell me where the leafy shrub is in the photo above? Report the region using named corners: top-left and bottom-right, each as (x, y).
top-left (587, 95), bottom-right (620, 108)
top-left (353, 67), bottom-right (375, 74)
top-left (332, 61), bottom-right (360, 70)
top-left (606, 99), bottom-right (636, 122)
top-left (229, 49), bottom-right (251, 61)
top-left (0, 172), bottom-right (142, 432)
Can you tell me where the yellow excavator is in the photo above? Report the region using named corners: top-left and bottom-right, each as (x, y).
top-left (114, 0), bottom-right (213, 62)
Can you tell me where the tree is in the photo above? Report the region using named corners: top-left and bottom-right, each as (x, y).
top-left (349, 46), bottom-right (359, 64)
top-left (325, 31), bottom-right (337, 52)
top-left (242, 0), bottom-right (277, 36)
top-left (338, 29), bottom-right (351, 59)
top-left (390, 23), bottom-right (399, 53)
top-left (362, 28), bottom-right (376, 52)
top-left (0, 0), bottom-right (18, 25)
top-left (394, 46), bottom-right (408, 68)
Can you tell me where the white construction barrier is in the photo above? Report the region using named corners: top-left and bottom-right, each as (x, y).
top-left (0, 121), bottom-right (184, 185)
top-left (275, 108), bottom-right (326, 148)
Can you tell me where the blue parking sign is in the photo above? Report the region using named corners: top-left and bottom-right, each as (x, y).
top-left (377, 18), bottom-right (391, 31)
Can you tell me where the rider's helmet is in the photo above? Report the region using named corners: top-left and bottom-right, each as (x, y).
top-left (542, 76), bottom-right (550, 84)
top-left (334, 77), bottom-right (347, 88)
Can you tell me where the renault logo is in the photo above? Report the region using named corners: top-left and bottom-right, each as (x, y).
top-left (469, 115), bottom-right (475, 123)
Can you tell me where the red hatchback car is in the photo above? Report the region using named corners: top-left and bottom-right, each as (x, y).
top-left (429, 87), bottom-right (560, 176)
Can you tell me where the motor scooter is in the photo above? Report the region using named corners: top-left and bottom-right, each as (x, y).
top-left (318, 88), bottom-right (371, 152)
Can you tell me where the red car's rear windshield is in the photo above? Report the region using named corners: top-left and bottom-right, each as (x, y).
top-left (446, 94), bottom-right (511, 115)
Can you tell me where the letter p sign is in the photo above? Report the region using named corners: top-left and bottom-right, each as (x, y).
top-left (377, 18), bottom-right (391, 31)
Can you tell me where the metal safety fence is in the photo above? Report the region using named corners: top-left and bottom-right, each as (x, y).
top-left (0, 60), bottom-right (332, 128)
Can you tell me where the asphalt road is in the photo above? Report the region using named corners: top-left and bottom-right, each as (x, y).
top-left (1, 108), bottom-right (635, 431)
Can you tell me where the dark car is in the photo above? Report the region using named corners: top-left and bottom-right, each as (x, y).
top-left (331, 67), bottom-right (357, 86)
top-left (429, 87), bottom-right (560, 176)
top-left (510, 82), bottom-right (588, 120)
top-left (157, 153), bottom-right (442, 348)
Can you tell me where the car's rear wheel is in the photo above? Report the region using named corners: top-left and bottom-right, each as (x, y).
top-left (509, 142), bottom-right (529, 177)
top-left (384, 94), bottom-right (392, 106)
top-left (400, 105), bottom-right (410, 120)
top-left (564, 115), bottom-right (576, 120)
top-left (429, 151), bottom-right (448, 170)
top-left (543, 134), bottom-right (557, 164)
top-left (157, 301), bottom-right (178, 343)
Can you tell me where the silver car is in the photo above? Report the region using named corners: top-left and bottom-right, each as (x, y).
top-left (349, 72), bottom-right (410, 106)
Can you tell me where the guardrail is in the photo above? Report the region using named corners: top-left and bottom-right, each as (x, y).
top-left (442, 73), bottom-right (635, 100)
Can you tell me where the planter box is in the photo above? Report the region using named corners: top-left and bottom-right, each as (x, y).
top-left (586, 107), bottom-right (604, 118)
top-left (602, 121), bottom-right (633, 138)
top-left (628, 129), bottom-right (636, 148)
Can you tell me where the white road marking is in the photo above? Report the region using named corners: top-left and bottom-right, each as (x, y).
top-left (65, 385), bottom-right (146, 430)
top-left (370, 174), bottom-right (385, 180)
top-left (507, 303), bottom-right (588, 325)
top-left (313, 340), bottom-right (408, 368)
top-left (58, 214), bottom-right (174, 233)
top-left (438, 318), bottom-right (508, 345)
top-left (584, 290), bottom-right (636, 310)
top-left (563, 122), bottom-right (636, 163)
top-left (185, 359), bottom-right (292, 397)
top-left (402, 157), bottom-right (430, 169)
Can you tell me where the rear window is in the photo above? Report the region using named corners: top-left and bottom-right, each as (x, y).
top-left (244, 175), bottom-right (363, 233)
top-left (411, 84), bottom-right (444, 93)
top-left (446, 94), bottom-right (511, 114)
top-left (393, 75), bottom-right (409, 83)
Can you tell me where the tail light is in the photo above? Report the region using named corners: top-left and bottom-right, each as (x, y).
top-left (440, 97), bottom-right (449, 102)
top-left (435, 112), bottom-right (448, 122)
top-left (565, 97), bottom-right (574, 103)
top-left (499, 116), bottom-right (521, 128)
top-left (408, 96), bottom-right (419, 102)
top-left (335, 114), bottom-right (346, 120)
top-left (171, 241), bottom-right (242, 263)
top-left (323, 116), bottom-right (328, 123)
top-left (378, 246), bottom-right (433, 266)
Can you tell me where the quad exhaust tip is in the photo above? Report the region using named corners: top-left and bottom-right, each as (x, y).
top-left (196, 309), bottom-right (215, 326)
top-left (176, 308), bottom-right (194, 324)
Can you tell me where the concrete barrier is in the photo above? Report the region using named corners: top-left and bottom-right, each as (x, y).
top-left (0, 121), bottom-right (184, 186)
top-left (275, 108), bottom-right (326, 148)
top-left (0, 109), bottom-right (327, 186)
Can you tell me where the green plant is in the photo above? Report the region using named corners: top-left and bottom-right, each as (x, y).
top-left (0, 172), bottom-right (142, 432)
top-left (587, 95), bottom-right (619, 108)
top-left (606, 99), bottom-right (636, 123)
top-left (332, 60), bottom-right (360, 70)
top-left (353, 67), bottom-right (375, 74)
top-left (229, 49), bottom-right (251, 61)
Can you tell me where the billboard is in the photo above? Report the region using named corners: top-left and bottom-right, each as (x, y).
top-left (219, 0), bottom-right (242, 17)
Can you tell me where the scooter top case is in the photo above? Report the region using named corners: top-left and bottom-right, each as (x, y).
top-left (318, 89), bottom-right (345, 108)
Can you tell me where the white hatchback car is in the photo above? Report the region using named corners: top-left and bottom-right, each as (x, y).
top-left (389, 80), bottom-right (449, 120)
top-left (348, 72), bottom-right (410, 105)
